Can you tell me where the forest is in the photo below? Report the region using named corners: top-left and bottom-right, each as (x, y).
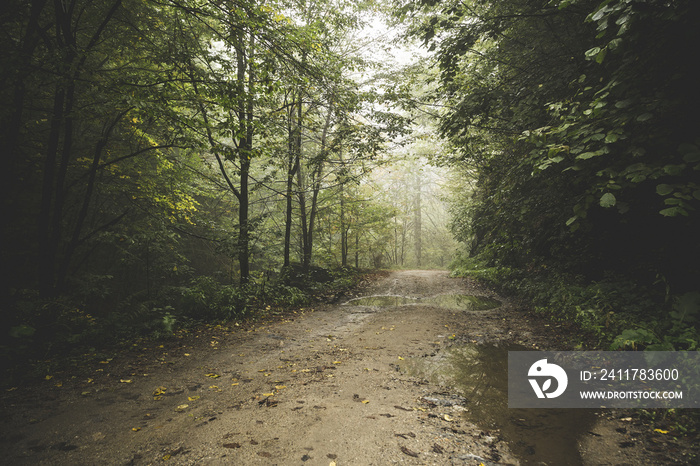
top-left (2, 0), bottom-right (699, 372)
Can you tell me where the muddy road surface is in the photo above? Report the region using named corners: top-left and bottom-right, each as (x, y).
top-left (0, 270), bottom-right (689, 465)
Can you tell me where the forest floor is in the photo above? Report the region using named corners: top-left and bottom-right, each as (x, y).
top-left (1, 270), bottom-right (697, 465)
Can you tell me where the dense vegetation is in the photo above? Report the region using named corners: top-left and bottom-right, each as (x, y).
top-left (399, 0), bottom-right (700, 349)
top-left (1, 0), bottom-right (459, 368)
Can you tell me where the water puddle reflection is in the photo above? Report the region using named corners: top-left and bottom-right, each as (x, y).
top-left (344, 294), bottom-right (501, 311)
top-left (399, 343), bottom-right (597, 465)
top-left (345, 295), bottom-right (417, 307)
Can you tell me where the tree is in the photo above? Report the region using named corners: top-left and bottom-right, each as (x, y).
top-left (401, 0), bottom-right (700, 288)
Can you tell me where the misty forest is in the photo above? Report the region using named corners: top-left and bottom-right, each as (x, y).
top-left (2, 0), bottom-right (699, 377)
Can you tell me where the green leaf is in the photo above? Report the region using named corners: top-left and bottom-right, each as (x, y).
top-left (599, 192), bottom-right (616, 208)
top-left (585, 47), bottom-right (601, 60)
top-left (636, 113), bottom-right (653, 122)
top-left (655, 184), bottom-right (674, 196)
top-left (663, 164), bottom-right (685, 176)
top-left (576, 150), bottom-right (603, 160)
top-left (565, 216), bottom-right (578, 226)
top-left (615, 98), bottom-right (633, 109)
top-left (660, 207), bottom-right (689, 217)
top-left (595, 48), bottom-right (608, 64)
top-left (604, 132), bottom-right (619, 143)
top-left (679, 143), bottom-right (700, 163)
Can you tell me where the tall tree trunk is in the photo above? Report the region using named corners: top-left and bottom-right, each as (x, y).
top-left (414, 172), bottom-right (422, 268)
top-left (340, 182), bottom-right (347, 267)
top-left (235, 32), bottom-right (255, 285)
top-left (283, 93), bottom-right (298, 268)
top-left (304, 108), bottom-right (331, 269)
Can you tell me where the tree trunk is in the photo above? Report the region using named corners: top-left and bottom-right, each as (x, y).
top-left (235, 32), bottom-right (255, 285)
top-left (414, 172), bottom-right (422, 268)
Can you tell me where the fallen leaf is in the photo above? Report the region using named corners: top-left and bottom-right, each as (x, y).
top-left (205, 373), bottom-right (220, 378)
top-left (262, 392), bottom-right (275, 397)
top-left (398, 356), bottom-right (404, 360)
top-left (362, 399), bottom-right (370, 404)
top-left (400, 446), bottom-right (419, 458)
top-left (120, 379), bottom-right (132, 383)
top-left (443, 414), bottom-right (453, 422)
top-left (45, 375), bottom-right (53, 380)
top-left (275, 385), bottom-right (286, 390)
top-left (231, 382), bottom-right (240, 386)
top-left (132, 427), bottom-right (141, 432)
top-left (332, 361), bottom-right (341, 364)
top-left (188, 396), bottom-right (200, 401)
top-left (153, 386), bottom-right (167, 396)
top-left (654, 428), bottom-right (669, 434)
top-left (175, 404), bottom-right (189, 411)
top-left (163, 454), bottom-right (171, 461)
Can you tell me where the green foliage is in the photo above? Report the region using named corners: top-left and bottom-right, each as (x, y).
top-left (178, 277), bottom-right (250, 322)
top-left (406, 0), bottom-right (700, 297)
top-left (611, 292), bottom-right (700, 351)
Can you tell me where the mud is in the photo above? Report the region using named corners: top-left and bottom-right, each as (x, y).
top-left (0, 270), bottom-right (695, 465)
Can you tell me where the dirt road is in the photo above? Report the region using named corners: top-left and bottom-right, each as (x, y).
top-left (0, 270), bottom-right (689, 465)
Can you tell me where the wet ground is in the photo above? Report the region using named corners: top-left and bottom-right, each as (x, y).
top-left (0, 270), bottom-right (695, 464)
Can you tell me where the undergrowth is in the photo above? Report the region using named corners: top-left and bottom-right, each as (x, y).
top-left (450, 255), bottom-right (700, 351)
top-left (1, 266), bottom-right (364, 385)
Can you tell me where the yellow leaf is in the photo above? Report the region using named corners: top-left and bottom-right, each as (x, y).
top-left (188, 396), bottom-right (200, 401)
top-left (163, 454), bottom-right (171, 461)
top-left (184, 353), bottom-right (191, 357)
top-left (362, 399), bottom-right (370, 404)
top-left (398, 356), bottom-right (404, 360)
top-left (275, 385), bottom-right (286, 390)
top-left (132, 427), bottom-right (141, 432)
top-left (332, 361), bottom-right (341, 365)
top-left (120, 379), bottom-right (132, 383)
top-left (443, 414), bottom-right (453, 422)
top-left (205, 373), bottom-right (220, 378)
top-left (175, 404), bottom-right (189, 411)
top-left (231, 382), bottom-right (240, 386)
top-left (153, 386), bottom-right (167, 396)
top-left (45, 375), bottom-right (53, 380)
top-left (262, 392), bottom-right (274, 397)
top-left (654, 428), bottom-right (669, 434)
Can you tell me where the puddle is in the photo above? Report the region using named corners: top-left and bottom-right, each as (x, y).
top-left (400, 344), bottom-right (597, 465)
top-left (344, 294), bottom-right (501, 311)
top-left (345, 295), bottom-right (418, 307)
